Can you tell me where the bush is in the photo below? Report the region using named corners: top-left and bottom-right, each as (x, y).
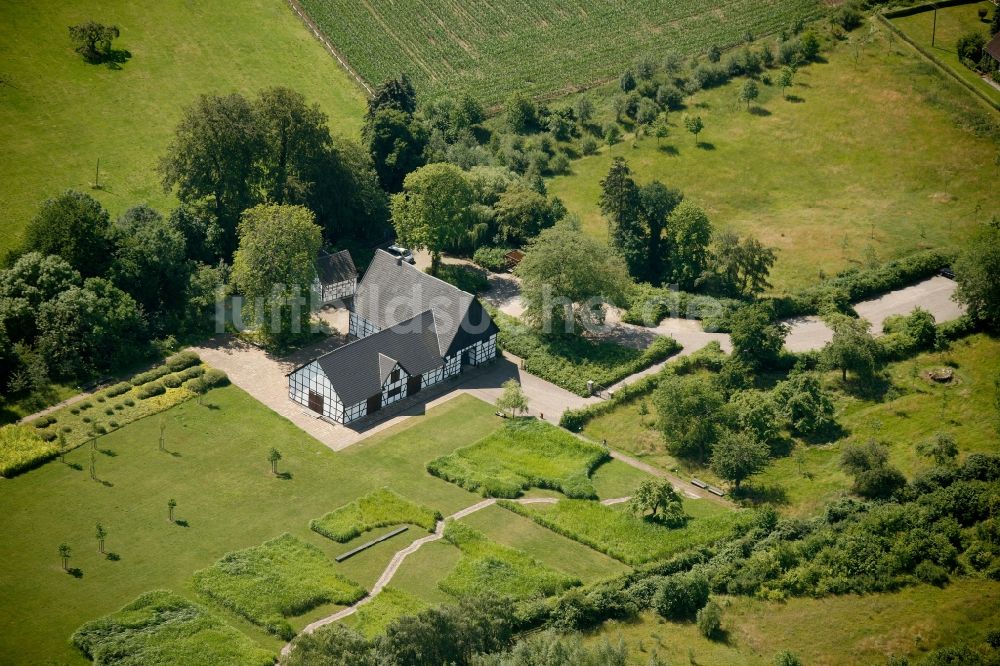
top-left (177, 365), bottom-right (205, 381)
top-left (40, 431), bottom-right (58, 442)
top-left (136, 382), bottom-right (166, 400)
top-left (430, 264), bottom-right (489, 294)
top-left (104, 408), bottom-right (113, 416)
top-left (94, 424), bottom-right (107, 435)
top-left (96, 395), bottom-right (106, 403)
top-left (104, 382), bottom-right (131, 398)
top-left (957, 31), bottom-right (987, 65)
top-left (166, 350), bottom-right (201, 372)
top-left (831, 6), bottom-right (862, 31)
top-left (653, 572), bottom-right (709, 620)
top-left (696, 600), bottom-right (722, 638)
top-left (472, 247), bottom-right (510, 272)
top-left (580, 137), bottom-right (599, 155)
top-left (773, 651), bottom-right (802, 666)
top-left (162, 373), bottom-right (183, 389)
top-left (0, 425), bottom-right (59, 477)
top-left (130, 365), bottom-right (172, 387)
top-left (914, 560), bottom-right (949, 586)
top-left (123, 398), bottom-right (135, 407)
top-left (203, 368), bottom-right (230, 388)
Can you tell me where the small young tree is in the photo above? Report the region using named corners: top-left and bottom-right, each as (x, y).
top-left (840, 440), bottom-right (905, 499)
top-left (738, 79), bottom-right (760, 111)
top-left (684, 115), bottom-right (704, 145)
top-left (95, 523), bottom-right (107, 554)
top-left (696, 600), bottom-right (723, 639)
top-left (167, 498), bottom-right (177, 523)
top-left (778, 66), bottom-right (795, 99)
top-left (68, 21), bottom-right (120, 63)
top-left (710, 431), bottom-right (770, 491)
top-left (655, 122), bottom-right (669, 146)
top-left (917, 432), bottom-right (959, 466)
top-left (58, 543), bottom-right (71, 571)
top-left (496, 379), bottom-right (528, 417)
top-left (822, 315), bottom-right (881, 381)
top-left (628, 479), bottom-right (687, 526)
top-left (268, 447), bottom-right (283, 475)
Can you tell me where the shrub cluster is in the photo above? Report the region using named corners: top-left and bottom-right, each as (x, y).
top-left (165, 350), bottom-right (201, 372)
top-left (472, 247), bottom-right (511, 272)
top-left (202, 368), bottom-right (229, 388)
top-left (135, 381), bottom-right (166, 400)
top-left (129, 365), bottom-right (173, 387)
top-left (104, 382), bottom-right (132, 398)
top-left (622, 283), bottom-right (745, 331)
top-left (429, 264), bottom-right (489, 294)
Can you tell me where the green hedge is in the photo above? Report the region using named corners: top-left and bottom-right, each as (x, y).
top-left (494, 311), bottom-right (681, 396)
top-left (472, 246), bottom-right (511, 272)
top-left (622, 283), bottom-right (745, 332)
top-left (428, 264), bottom-right (489, 294)
top-left (770, 249), bottom-right (952, 320)
top-left (135, 382), bottom-right (166, 400)
top-left (0, 424), bottom-right (59, 478)
top-left (559, 343), bottom-right (726, 431)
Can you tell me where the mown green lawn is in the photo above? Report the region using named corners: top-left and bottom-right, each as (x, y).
top-left (586, 580), bottom-right (1000, 665)
top-left (892, 0), bottom-right (1000, 107)
top-left (547, 28), bottom-right (1000, 293)
top-left (0, 0), bottom-right (367, 256)
top-left (0, 389), bottom-right (499, 664)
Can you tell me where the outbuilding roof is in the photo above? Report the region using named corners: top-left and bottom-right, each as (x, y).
top-left (317, 249), bottom-right (357, 285)
top-left (987, 33), bottom-right (1000, 62)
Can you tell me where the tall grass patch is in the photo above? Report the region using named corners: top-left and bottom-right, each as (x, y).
top-left (501, 499), bottom-right (747, 566)
top-left (71, 590), bottom-right (273, 666)
top-left (310, 488), bottom-right (441, 542)
top-left (439, 521), bottom-right (579, 600)
top-left (191, 533), bottom-right (365, 639)
top-left (427, 418), bottom-right (608, 498)
top-left (0, 424), bottom-right (59, 477)
top-left (349, 587), bottom-right (429, 638)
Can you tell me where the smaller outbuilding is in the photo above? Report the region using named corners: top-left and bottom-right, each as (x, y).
top-left (315, 249), bottom-right (357, 303)
top-left (987, 33), bottom-right (1000, 69)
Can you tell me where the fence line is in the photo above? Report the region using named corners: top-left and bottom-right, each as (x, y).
top-left (284, 0), bottom-right (374, 98)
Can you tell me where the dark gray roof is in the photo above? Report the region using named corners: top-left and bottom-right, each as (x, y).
top-left (988, 33), bottom-right (1000, 62)
top-left (354, 250), bottom-right (492, 357)
top-left (317, 250), bottom-right (356, 285)
top-left (315, 310), bottom-right (443, 407)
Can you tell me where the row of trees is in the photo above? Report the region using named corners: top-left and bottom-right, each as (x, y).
top-left (599, 158), bottom-right (776, 296)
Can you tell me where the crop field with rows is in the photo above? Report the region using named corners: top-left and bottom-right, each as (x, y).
top-left (298, 0), bottom-right (820, 105)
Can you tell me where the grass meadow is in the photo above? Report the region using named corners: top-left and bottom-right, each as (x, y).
top-left (586, 581), bottom-right (1000, 665)
top-left (0, 0), bottom-right (367, 256)
top-left (547, 28), bottom-right (1000, 293)
top-left (500, 498), bottom-right (746, 566)
top-left (346, 587), bottom-right (429, 638)
top-left (891, 1), bottom-right (1000, 107)
top-left (438, 521), bottom-right (580, 601)
top-left (427, 418), bottom-right (609, 499)
top-left (298, 0), bottom-right (818, 106)
top-left (585, 333), bottom-right (1000, 518)
top-left (71, 590), bottom-right (274, 666)
top-left (309, 488), bottom-right (441, 543)
top-left (191, 533), bottom-right (365, 637)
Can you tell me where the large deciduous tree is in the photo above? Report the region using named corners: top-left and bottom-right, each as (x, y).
top-left (822, 315), bottom-right (881, 381)
top-left (706, 231), bottom-right (776, 297)
top-left (516, 218), bottom-right (630, 335)
top-left (664, 200), bottom-right (713, 290)
top-left (639, 181), bottom-right (684, 284)
top-left (255, 87), bottom-right (332, 206)
top-left (109, 205), bottom-right (191, 332)
top-left (231, 204), bottom-right (322, 348)
top-left (599, 158), bottom-right (645, 279)
top-left (0, 252), bottom-right (81, 344)
top-left (953, 220), bottom-right (1000, 330)
top-left (729, 301), bottom-right (788, 370)
top-left (653, 374), bottom-right (727, 463)
top-left (159, 93), bottom-right (264, 256)
top-left (365, 108), bottom-right (428, 193)
top-left (68, 21), bottom-right (119, 63)
top-left (710, 430), bottom-right (770, 490)
top-left (391, 163), bottom-right (474, 274)
top-left (22, 191), bottom-right (113, 278)
top-left (627, 479), bottom-right (687, 527)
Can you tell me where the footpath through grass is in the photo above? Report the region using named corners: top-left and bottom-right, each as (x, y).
top-left (0, 389), bottom-right (500, 665)
top-left (548, 28), bottom-right (1000, 293)
top-left (0, 0), bottom-right (367, 255)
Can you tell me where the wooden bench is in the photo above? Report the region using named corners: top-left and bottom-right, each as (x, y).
top-left (707, 485), bottom-right (726, 497)
top-left (335, 526), bottom-right (409, 562)
top-left (690, 478), bottom-right (708, 489)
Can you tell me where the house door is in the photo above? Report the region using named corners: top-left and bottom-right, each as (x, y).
top-left (307, 391), bottom-right (324, 415)
top-left (407, 376), bottom-right (422, 396)
top-left (366, 394), bottom-right (382, 415)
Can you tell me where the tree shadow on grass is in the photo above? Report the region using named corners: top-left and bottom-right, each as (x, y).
top-left (174, 519), bottom-right (190, 528)
top-left (66, 462), bottom-right (83, 471)
top-left (275, 471), bottom-right (293, 480)
top-left (67, 567), bottom-right (84, 578)
top-left (98, 448), bottom-right (117, 457)
top-left (205, 403), bottom-right (221, 411)
top-left (800, 421), bottom-right (849, 446)
top-left (785, 94), bottom-right (806, 103)
top-left (696, 141), bottom-right (716, 151)
top-left (733, 483), bottom-right (789, 506)
top-left (658, 144), bottom-right (679, 156)
top-left (748, 106), bottom-right (772, 117)
top-left (104, 49), bottom-right (132, 70)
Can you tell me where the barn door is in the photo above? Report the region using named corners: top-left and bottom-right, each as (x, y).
top-left (366, 394), bottom-right (382, 414)
top-left (307, 391), bottom-right (324, 414)
top-left (407, 375), bottom-right (422, 395)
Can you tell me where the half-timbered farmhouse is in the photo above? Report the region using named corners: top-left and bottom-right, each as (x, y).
top-left (287, 250), bottom-right (499, 424)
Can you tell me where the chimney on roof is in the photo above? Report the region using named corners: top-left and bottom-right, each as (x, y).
top-left (396, 256), bottom-right (402, 266)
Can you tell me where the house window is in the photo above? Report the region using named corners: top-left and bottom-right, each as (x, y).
top-left (388, 387), bottom-right (401, 398)
top-left (390, 369), bottom-right (400, 383)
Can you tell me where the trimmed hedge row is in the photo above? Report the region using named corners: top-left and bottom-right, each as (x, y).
top-left (621, 283), bottom-right (745, 332)
top-left (559, 343), bottom-right (726, 431)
